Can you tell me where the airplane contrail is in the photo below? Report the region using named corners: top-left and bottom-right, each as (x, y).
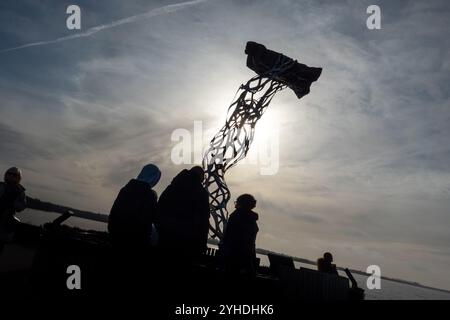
top-left (0, 0), bottom-right (208, 54)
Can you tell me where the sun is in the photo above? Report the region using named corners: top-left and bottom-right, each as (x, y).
top-left (252, 107), bottom-right (283, 150)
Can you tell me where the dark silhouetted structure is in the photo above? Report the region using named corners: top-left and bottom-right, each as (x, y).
top-left (268, 253), bottom-right (295, 277)
top-left (221, 194), bottom-right (259, 275)
top-left (203, 41), bottom-right (322, 241)
top-left (108, 164), bottom-right (161, 248)
top-left (156, 166), bottom-right (209, 257)
top-left (0, 167), bottom-right (26, 254)
top-left (317, 252), bottom-right (338, 275)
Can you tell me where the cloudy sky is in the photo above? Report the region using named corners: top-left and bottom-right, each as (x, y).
top-left (1, 0), bottom-right (449, 290)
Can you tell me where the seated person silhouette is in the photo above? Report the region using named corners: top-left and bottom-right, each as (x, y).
top-left (221, 194), bottom-right (259, 276)
top-left (317, 252), bottom-right (338, 275)
top-left (108, 164), bottom-right (161, 248)
top-left (156, 166), bottom-right (210, 258)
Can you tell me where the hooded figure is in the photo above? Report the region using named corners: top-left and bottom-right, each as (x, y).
top-left (221, 194), bottom-right (259, 275)
top-left (156, 166), bottom-right (210, 257)
top-left (108, 164), bottom-right (161, 247)
top-left (0, 167), bottom-right (27, 254)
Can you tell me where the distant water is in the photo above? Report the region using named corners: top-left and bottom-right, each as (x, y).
top-left (17, 208), bottom-right (107, 232)
top-left (16, 209), bottom-right (450, 300)
top-left (351, 273), bottom-right (450, 300)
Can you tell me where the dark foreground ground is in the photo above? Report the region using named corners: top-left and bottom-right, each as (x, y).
top-left (0, 223), bottom-right (356, 299)
top-left (3, 223), bottom-right (450, 319)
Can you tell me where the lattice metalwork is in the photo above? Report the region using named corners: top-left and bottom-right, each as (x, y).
top-left (203, 42), bottom-right (322, 240)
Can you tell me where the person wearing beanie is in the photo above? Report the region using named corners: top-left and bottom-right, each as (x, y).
top-left (221, 194), bottom-right (259, 275)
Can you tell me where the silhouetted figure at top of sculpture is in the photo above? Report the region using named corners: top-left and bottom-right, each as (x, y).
top-left (108, 164), bottom-right (161, 248)
top-left (317, 252), bottom-right (338, 275)
top-left (0, 167), bottom-right (27, 255)
top-left (156, 166), bottom-right (210, 258)
top-left (221, 194), bottom-right (259, 276)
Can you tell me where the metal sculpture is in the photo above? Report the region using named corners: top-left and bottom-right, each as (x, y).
top-left (203, 42), bottom-right (322, 240)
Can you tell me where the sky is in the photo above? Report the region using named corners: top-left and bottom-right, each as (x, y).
top-left (1, 0), bottom-right (450, 290)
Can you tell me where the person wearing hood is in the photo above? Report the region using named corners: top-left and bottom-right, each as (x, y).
top-left (221, 194), bottom-right (259, 275)
top-left (156, 166), bottom-right (210, 258)
top-left (108, 164), bottom-right (161, 248)
top-left (0, 167), bottom-right (27, 255)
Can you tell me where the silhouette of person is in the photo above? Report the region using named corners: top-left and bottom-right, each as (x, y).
top-left (317, 252), bottom-right (338, 275)
top-left (221, 194), bottom-right (259, 275)
top-left (156, 166), bottom-right (210, 258)
top-left (0, 167), bottom-right (26, 255)
top-left (108, 164), bottom-right (161, 248)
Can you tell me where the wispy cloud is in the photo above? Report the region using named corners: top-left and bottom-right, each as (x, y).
top-left (0, 0), bottom-right (208, 54)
